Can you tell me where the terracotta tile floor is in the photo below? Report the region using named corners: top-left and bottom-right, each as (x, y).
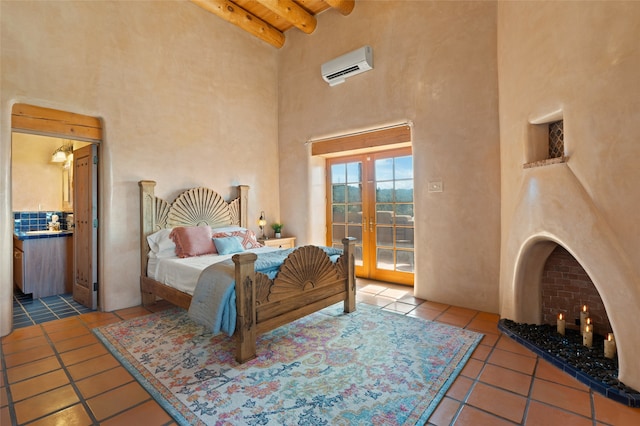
top-left (2, 280), bottom-right (640, 425)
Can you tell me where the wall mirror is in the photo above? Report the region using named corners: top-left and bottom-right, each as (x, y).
top-left (62, 159), bottom-right (73, 211)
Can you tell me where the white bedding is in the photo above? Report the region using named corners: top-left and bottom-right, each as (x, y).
top-left (147, 246), bottom-right (278, 295)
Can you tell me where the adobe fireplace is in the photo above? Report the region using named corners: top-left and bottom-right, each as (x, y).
top-left (500, 162), bottom-right (640, 401)
top-left (499, 245), bottom-right (639, 406)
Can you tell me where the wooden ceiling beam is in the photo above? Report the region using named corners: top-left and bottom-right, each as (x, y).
top-left (190, 0), bottom-right (286, 48)
top-left (255, 0), bottom-right (317, 34)
top-left (324, 0), bottom-right (355, 16)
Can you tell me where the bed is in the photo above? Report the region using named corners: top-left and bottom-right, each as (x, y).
top-left (139, 180), bottom-right (356, 363)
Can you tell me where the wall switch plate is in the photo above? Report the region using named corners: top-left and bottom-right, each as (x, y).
top-left (428, 181), bottom-right (443, 192)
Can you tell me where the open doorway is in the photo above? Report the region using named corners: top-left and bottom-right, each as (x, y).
top-left (10, 104), bottom-right (102, 330)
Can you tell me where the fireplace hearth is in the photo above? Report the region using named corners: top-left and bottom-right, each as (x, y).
top-left (499, 319), bottom-right (640, 407)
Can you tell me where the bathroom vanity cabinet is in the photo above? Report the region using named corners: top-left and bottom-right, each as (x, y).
top-left (13, 233), bottom-right (73, 298)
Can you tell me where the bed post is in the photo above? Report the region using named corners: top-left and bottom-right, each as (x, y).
top-left (233, 252), bottom-right (258, 363)
top-left (237, 185), bottom-right (249, 228)
top-left (343, 237), bottom-right (356, 313)
top-left (139, 180), bottom-right (157, 306)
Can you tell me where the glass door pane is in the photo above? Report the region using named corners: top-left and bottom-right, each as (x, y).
top-left (329, 161), bottom-right (364, 268)
top-left (374, 154), bottom-right (414, 278)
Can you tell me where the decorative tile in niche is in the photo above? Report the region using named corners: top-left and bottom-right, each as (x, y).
top-left (524, 111), bottom-right (568, 168)
top-left (548, 120), bottom-right (564, 159)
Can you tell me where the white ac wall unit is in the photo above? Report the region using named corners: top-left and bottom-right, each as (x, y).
top-left (321, 45), bottom-right (373, 87)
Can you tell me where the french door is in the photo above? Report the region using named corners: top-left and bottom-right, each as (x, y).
top-left (327, 147), bottom-right (414, 285)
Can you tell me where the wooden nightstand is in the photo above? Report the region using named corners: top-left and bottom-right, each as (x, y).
top-left (258, 237), bottom-right (296, 249)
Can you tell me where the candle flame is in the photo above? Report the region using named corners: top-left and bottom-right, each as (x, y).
top-left (585, 325), bottom-right (591, 333)
top-left (586, 317), bottom-right (592, 325)
top-left (558, 313), bottom-right (563, 320)
top-left (582, 305), bottom-right (588, 312)
top-left (608, 333), bottom-right (614, 342)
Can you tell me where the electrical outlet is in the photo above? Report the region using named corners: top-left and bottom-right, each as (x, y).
top-left (428, 181), bottom-right (443, 193)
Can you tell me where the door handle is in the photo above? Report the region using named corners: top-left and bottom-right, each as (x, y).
top-left (369, 218), bottom-right (374, 233)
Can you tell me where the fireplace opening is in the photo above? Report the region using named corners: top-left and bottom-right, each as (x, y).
top-left (541, 246), bottom-right (612, 335)
top-left (500, 244), bottom-right (640, 406)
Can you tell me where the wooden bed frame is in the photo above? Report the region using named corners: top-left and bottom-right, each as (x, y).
top-left (139, 181), bottom-right (356, 363)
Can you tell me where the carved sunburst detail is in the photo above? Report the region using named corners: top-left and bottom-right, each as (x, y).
top-left (269, 246), bottom-right (340, 300)
top-left (155, 198), bottom-right (170, 230)
top-left (229, 198), bottom-right (241, 226)
top-left (167, 187), bottom-right (232, 228)
top-left (255, 273), bottom-right (273, 306)
top-left (334, 254), bottom-right (347, 279)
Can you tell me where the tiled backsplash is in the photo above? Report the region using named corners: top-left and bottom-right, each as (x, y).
top-left (13, 211), bottom-right (72, 232)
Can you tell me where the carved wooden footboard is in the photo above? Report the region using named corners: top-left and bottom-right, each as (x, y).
top-left (233, 240), bottom-right (355, 362)
top-left (139, 180), bottom-right (356, 363)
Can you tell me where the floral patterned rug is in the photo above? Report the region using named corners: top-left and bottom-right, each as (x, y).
top-left (94, 303), bottom-right (483, 425)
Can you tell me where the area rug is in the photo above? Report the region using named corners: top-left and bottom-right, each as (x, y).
top-left (94, 303), bottom-right (483, 425)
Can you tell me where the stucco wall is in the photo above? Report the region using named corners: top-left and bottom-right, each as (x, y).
top-left (1, 1), bottom-right (280, 334)
top-left (497, 1), bottom-right (640, 390)
top-left (12, 134), bottom-right (66, 212)
top-left (278, 1), bottom-right (501, 312)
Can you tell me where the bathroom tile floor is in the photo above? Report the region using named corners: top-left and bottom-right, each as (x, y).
top-left (2, 280), bottom-right (640, 425)
top-left (13, 290), bottom-right (95, 329)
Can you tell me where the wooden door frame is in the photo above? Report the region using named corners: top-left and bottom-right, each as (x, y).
top-left (326, 147), bottom-right (414, 285)
top-left (10, 103), bottom-right (102, 315)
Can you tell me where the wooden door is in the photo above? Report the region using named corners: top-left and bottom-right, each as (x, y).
top-left (73, 144), bottom-right (98, 309)
top-left (327, 147), bottom-right (414, 285)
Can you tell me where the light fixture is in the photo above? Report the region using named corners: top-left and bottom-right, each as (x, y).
top-left (258, 211), bottom-right (267, 239)
top-left (51, 141), bottom-right (73, 163)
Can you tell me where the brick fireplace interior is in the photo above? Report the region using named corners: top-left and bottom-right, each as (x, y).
top-left (541, 246), bottom-right (612, 336)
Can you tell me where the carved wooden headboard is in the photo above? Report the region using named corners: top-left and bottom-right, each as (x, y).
top-left (138, 180), bottom-right (249, 275)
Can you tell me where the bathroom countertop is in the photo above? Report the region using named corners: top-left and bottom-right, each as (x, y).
top-left (14, 230), bottom-right (74, 241)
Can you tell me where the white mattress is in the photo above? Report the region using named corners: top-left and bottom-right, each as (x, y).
top-left (147, 246), bottom-right (277, 295)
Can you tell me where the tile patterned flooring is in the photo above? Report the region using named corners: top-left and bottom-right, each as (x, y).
top-left (13, 291), bottom-right (94, 329)
top-left (2, 280), bottom-right (640, 425)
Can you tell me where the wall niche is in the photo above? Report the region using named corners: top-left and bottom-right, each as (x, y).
top-left (524, 109), bottom-right (568, 168)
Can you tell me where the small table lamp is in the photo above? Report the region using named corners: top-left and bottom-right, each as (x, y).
top-left (258, 211), bottom-right (267, 239)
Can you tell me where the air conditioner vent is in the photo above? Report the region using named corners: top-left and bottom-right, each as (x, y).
top-left (321, 46), bottom-right (373, 86)
top-left (326, 65), bottom-right (361, 81)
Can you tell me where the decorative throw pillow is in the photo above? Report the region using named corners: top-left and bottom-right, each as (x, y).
top-left (147, 228), bottom-right (175, 254)
top-left (211, 228), bottom-right (263, 249)
top-left (213, 236), bottom-right (245, 255)
top-left (169, 226), bottom-right (216, 258)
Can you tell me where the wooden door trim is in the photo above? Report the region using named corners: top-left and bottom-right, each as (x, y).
top-left (311, 124), bottom-right (411, 157)
top-left (11, 103), bottom-right (102, 142)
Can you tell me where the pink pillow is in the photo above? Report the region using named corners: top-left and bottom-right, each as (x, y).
top-left (211, 229), bottom-right (262, 249)
top-left (169, 226), bottom-right (216, 258)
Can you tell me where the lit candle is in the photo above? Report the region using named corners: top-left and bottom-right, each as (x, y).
top-left (583, 324), bottom-right (593, 347)
top-left (580, 305), bottom-right (589, 333)
top-left (557, 313), bottom-right (566, 336)
top-left (604, 333), bottom-right (616, 359)
top-left (584, 317), bottom-right (592, 336)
